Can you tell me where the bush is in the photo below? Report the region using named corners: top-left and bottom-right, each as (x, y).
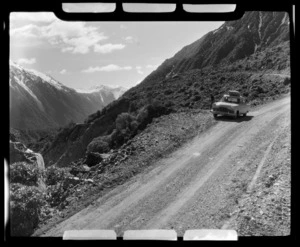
top-left (45, 165), bottom-right (71, 186)
top-left (10, 184), bottom-right (46, 236)
top-left (128, 101), bottom-right (138, 113)
top-left (44, 166), bottom-right (75, 207)
top-left (110, 112), bottom-right (139, 146)
top-left (116, 112), bottom-right (136, 132)
top-left (87, 136), bottom-right (111, 154)
top-left (10, 162), bottom-right (41, 187)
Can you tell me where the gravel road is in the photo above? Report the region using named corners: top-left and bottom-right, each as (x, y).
top-left (44, 96), bottom-right (290, 237)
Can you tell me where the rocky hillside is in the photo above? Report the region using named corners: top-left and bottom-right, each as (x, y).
top-left (41, 11), bottom-right (290, 168)
top-left (138, 11), bottom-right (289, 85)
top-left (9, 61), bottom-right (127, 130)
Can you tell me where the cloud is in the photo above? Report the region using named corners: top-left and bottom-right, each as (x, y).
top-left (136, 66), bottom-right (144, 74)
top-left (10, 14), bottom-right (122, 54)
top-left (82, 64), bottom-right (132, 73)
top-left (10, 24), bottom-right (42, 38)
top-left (60, 69), bottom-right (67, 74)
top-left (124, 36), bottom-right (139, 44)
top-left (94, 43), bottom-right (125, 53)
top-left (146, 64), bottom-right (159, 69)
top-left (124, 36), bottom-right (133, 42)
top-left (17, 57), bottom-right (36, 65)
top-left (42, 20), bottom-right (108, 54)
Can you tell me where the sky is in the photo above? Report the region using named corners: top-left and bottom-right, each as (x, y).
top-left (9, 4), bottom-right (235, 90)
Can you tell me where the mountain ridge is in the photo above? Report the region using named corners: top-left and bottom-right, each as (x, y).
top-left (9, 62), bottom-right (127, 130)
top-left (134, 11), bottom-right (289, 90)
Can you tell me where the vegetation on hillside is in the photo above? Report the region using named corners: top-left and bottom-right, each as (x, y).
top-left (41, 38), bottom-right (290, 169)
top-left (9, 162), bottom-right (87, 236)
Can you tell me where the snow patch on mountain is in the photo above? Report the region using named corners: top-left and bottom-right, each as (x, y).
top-left (26, 69), bottom-right (68, 91)
top-left (11, 74), bottom-right (45, 112)
top-left (10, 60), bottom-right (68, 92)
top-left (75, 85), bottom-right (127, 99)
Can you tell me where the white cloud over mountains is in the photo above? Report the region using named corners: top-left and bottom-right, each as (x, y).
top-left (82, 64), bottom-right (132, 73)
top-left (17, 58), bottom-right (36, 65)
top-left (146, 64), bottom-right (159, 69)
top-left (60, 69), bottom-right (67, 74)
top-left (10, 12), bottom-right (125, 54)
top-left (124, 36), bottom-right (139, 44)
top-left (94, 43), bottom-right (125, 53)
top-left (136, 66), bottom-right (144, 74)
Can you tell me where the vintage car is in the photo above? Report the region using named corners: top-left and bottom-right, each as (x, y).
top-left (211, 90), bottom-right (250, 118)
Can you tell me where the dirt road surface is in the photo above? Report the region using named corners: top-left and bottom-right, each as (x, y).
top-left (43, 96), bottom-right (290, 237)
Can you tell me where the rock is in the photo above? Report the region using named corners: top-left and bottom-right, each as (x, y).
top-left (64, 176), bottom-right (81, 188)
top-left (99, 153), bottom-right (112, 160)
top-left (82, 165), bottom-right (91, 172)
top-left (84, 179), bottom-right (94, 183)
top-left (70, 164), bottom-right (90, 176)
top-left (83, 152), bottom-right (103, 167)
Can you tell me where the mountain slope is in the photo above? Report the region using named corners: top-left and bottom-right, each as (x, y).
top-left (9, 62), bottom-right (127, 130)
top-left (136, 11), bottom-right (289, 88)
top-left (42, 11), bottom-right (290, 168)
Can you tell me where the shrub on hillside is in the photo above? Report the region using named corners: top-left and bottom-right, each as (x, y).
top-left (87, 136), bottom-right (111, 154)
top-left (44, 166), bottom-right (75, 207)
top-left (45, 165), bottom-right (71, 186)
top-left (10, 183), bottom-right (46, 236)
top-left (10, 162), bottom-right (41, 187)
top-left (128, 101), bottom-right (138, 113)
top-left (110, 112), bottom-right (139, 146)
top-left (137, 100), bottom-right (171, 129)
top-left (116, 112), bottom-right (137, 132)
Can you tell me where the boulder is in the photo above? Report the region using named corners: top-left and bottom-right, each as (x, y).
top-left (84, 152), bottom-right (103, 167)
top-left (63, 176), bottom-right (81, 189)
top-left (99, 153), bottom-right (112, 160)
top-left (70, 164), bottom-right (91, 176)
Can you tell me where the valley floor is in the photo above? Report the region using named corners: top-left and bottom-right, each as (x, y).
top-left (39, 95), bottom-right (290, 237)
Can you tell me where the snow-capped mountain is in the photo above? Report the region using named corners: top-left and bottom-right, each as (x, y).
top-left (9, 61), bottom-right (127, 130)
top-left (75, 85), bottom-right (127, 101)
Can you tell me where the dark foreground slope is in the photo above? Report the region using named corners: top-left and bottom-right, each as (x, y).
top-left (42, 11), bottom-right (290, 168)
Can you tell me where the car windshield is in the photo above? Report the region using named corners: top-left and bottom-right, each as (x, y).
top-left (221, 96), bottom-right (240, 103)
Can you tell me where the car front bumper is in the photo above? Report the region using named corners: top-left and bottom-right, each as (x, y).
top-left (210, 109), bottom-right (236, 117)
